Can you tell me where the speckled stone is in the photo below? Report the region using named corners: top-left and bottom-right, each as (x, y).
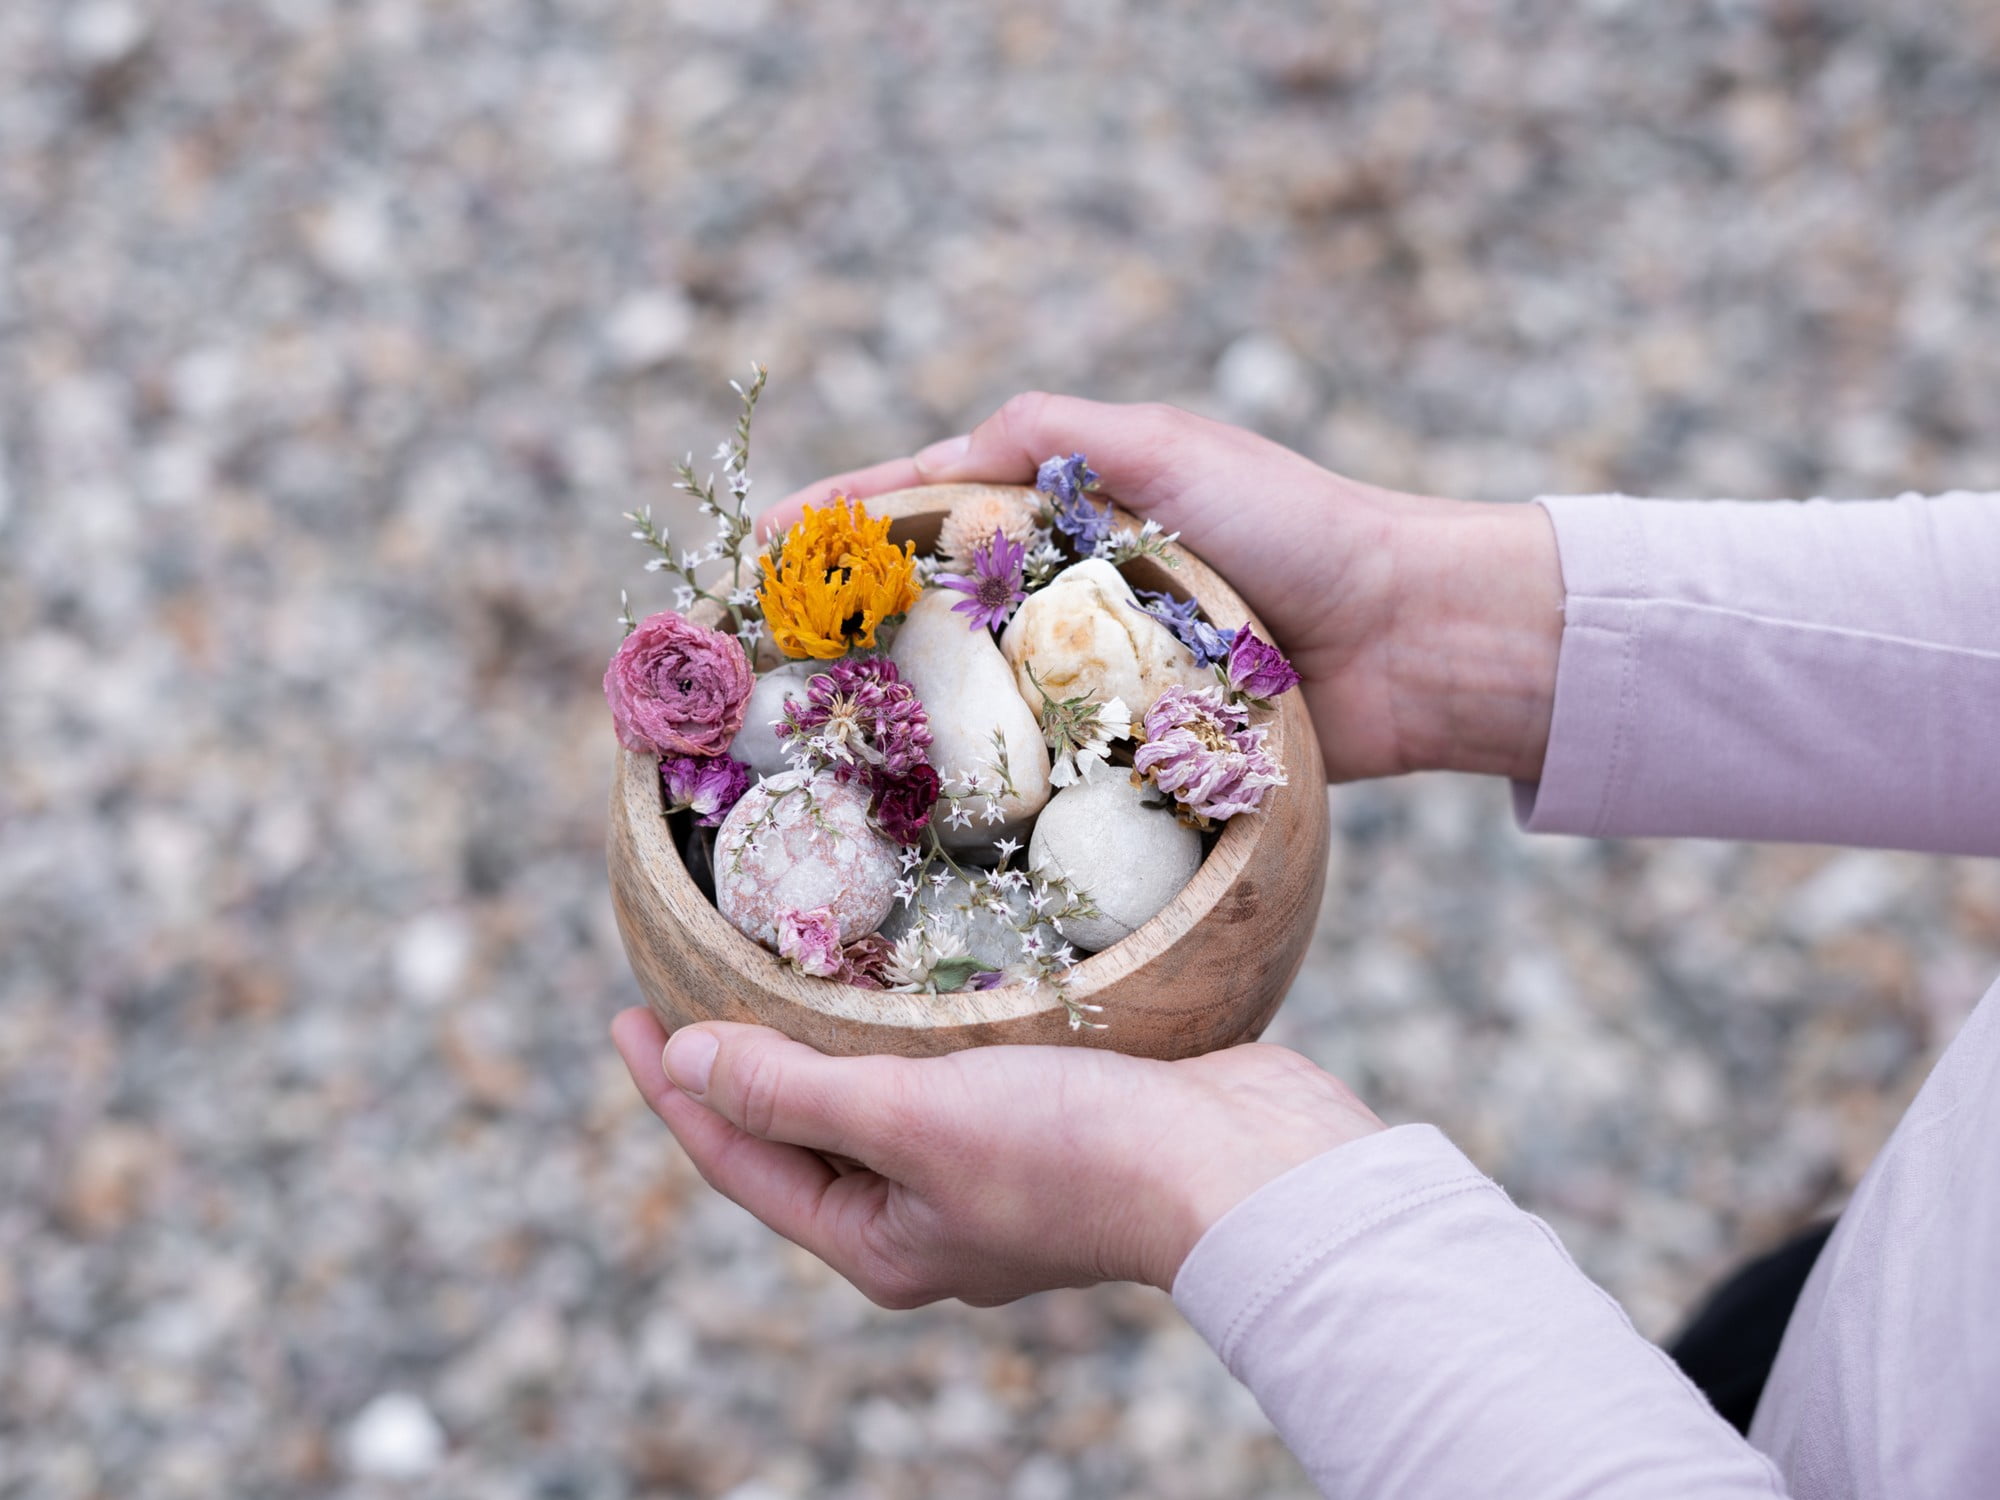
top-left (1028, 769), bottom-right (1204, 952)
top-left (999, 559), bottom-right (1210, 722)
top-left (714, 774), bottom-right (900, 947)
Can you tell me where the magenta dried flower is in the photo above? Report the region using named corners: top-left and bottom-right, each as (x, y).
top-left (779, 656), bottom-right (932, 783)
top-left (1224, 627), bottom-right (1301, 703)
top-left (605, 610), bottom-right (755, 757)
top-left (775, 906), bottom-right (845, 978)
top-left (872, 763), bottom-right (941, 844)
top-left (1133, 684), bottom-right (1287, 821)
top-left (935, 528), bottom-right (1027, 632)
top-left (660, 752), bottom-right (752, 826)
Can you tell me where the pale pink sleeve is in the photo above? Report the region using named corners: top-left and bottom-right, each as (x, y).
top-left (1516, 491), bottom-right (2000, 854)
top-left (1172, 1126), bottom-right (1788, 1499)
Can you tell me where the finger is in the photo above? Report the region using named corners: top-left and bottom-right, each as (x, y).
top-left (657, 1020), bottom-right (910, 1166)
top-left (758, 455), bottom-right (929, 540)
top-left (611, 1011), bottom-right (889, 1259)
top-left (909, 391), bottom-right (1201, 505)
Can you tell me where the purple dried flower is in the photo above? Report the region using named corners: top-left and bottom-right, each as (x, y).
top-left (1133, 589), bottom-right (1237, 668)
top-left (1133, 684), bottom-right (1287, 821)
top-left (968, 969), bottom-right (1007, 990)
top-left (1036, 452), bottom-right (1115, 553)
top-left (935, 528), bottom-right (1027, 632)
top-left (778, 656), bottom-right (932, 782)
top-left (872, 763), bottom-right (941, 844)
top-left (660, 752), bottom-right (752, 826)
top-left (1224, 627), bottom-right (1302, 702)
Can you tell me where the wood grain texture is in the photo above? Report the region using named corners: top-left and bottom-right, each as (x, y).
top-left (607, 484), bottom-right (1330, 1060)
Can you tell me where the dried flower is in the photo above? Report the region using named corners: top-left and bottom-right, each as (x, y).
top-left (1133, 589), bottom-right (1236, 668)
top-left (1224, 627), bottom-right (1302, 703)
top-left (758, 496), bottom-right (920, 659)
top-left (873, 763), bottom-right (941, 844)
top-left (776, 907), bottom-right (845, 978)
top-left (935, 529), bottom-right (1027, 632)
top-left (660, 752), bottom-right (752, 826)
top-left (604, 610), bottom-right (755, 757)
top-left (840, 931), bottom-right (899, 989)
top-left (1036, 452), bottom-right (1115, 553)
top-left (939, 491), bottom-right (1041, 572)
top-left (1023, 665), bottom-right (1131, 789)
top-left (1133, 684), bottom-right (1287, 821)
top-left (779, 656), bottom-right (933, 782)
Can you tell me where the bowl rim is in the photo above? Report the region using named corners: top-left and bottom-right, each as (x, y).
top-left (613, 481), bottom-right (1319, 1032)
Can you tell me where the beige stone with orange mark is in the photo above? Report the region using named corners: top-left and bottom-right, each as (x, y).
top-left (999, 558), bottom-right (1210, 722)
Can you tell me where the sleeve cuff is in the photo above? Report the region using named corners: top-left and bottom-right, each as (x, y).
top-left (1171, 1123), bottom-right (1498, 1367)
top-left (1511, 494), bottom-right (1651, 838)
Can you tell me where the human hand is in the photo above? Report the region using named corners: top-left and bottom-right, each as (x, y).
top-left (762, 394), bottom-right (1564, 783)
top-left (611, 1010), bottom-right (1383, 1305)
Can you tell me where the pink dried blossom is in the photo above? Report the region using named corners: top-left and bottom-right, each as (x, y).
top-left (1224, 627), bottom-right (1302, 703)
top-left (1133, 684), bottom-right (1287, 821)
top-left (775, 907), bottom-right (845, 978)
top-left (660, 753), bottom-right (751, 826)
top-left (604, 611), bottom-right (754, 757)
top-left (778, 656), bottom-right (932, 782)
top-left (839, 931), bottom-right (899, 990)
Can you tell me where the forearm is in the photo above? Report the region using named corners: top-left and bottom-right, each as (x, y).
top-left (1518, 491), bottom-right (2000, 854)
top-left (1174, 1126), bottom-right (1789, 1500)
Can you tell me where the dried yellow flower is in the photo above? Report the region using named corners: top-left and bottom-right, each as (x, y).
top-left (758, 496), bottom-right (921, 659)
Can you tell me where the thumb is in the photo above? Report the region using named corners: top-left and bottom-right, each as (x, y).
top-left (911, 391), bottom-right (1198, 505)
top-left (663, 1021), bottom-right (908, 1164)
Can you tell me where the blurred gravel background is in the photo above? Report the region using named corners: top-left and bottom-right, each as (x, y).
top-left (5, 1), bottom-right (2000, 1496)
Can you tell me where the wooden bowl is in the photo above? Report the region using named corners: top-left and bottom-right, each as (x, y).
top-left (607, 483), bottom-right (1329, 1060)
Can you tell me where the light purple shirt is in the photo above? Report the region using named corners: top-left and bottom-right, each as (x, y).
top-left (1173, 492), bottom-right (2000, 1499)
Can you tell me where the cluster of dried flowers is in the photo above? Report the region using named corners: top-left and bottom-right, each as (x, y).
top-left (603, 370), bottom-right (1302, 1026)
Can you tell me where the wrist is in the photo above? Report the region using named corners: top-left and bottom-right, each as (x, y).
top-left (1382, 500), bottom-right (1564, 782)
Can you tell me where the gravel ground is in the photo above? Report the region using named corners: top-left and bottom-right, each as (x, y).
top-left (5, 2), bottom-right (2000, 1496)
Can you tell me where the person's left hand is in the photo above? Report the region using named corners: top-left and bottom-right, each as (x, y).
top-left (611, 1011), bottom-right (1383, 1305)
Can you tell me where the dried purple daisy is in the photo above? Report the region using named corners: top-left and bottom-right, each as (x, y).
top-left (1036, 452), bottom-right (1115, 553)
top-left (778, 656), bottom-right (932, 783)
top-left (1133, 588), bottom-right (1236, 667)
top-left (1224, 627), bottom-right (1302, 703)
top-left (935, 528), bottom-right (1027, 632)
top-left (1133, 684), bottom-right (1287, 822)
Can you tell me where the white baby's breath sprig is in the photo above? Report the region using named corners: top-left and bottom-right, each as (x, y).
top-left (1092, 517), bottom-right (1181, 568)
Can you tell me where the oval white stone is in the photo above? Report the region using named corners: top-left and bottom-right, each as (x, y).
top-left (890, 588), bottom-right (1050, 851)
top-left (714, 773), bottom-right (900, 947)
top-left (998, 558), bottom-right (1210, 723)
top-left (1028, 768), bottom-right (1203, 952)
top-left (727, 661), bottom-right (817, 779)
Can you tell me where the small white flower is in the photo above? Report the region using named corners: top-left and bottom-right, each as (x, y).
top-left (894, 877), bottom-right (918, 908)
top-left (898, 845), bottom-right (924, 873)
top-left (673, 586), bottom-right (696, 610)
top-left (980, 800), bottom-right (1007, 826)
top-left (644, 557), bottom-right (667, 572)
top-left (713, 441), bottom-right (734, 464)
top-left (994, 836), bottom-right (1022, 861)
top-left (727, 586), bottom-right (758, 608)
top-left (930, 869), bottom-right (956, 891)
top-left (1027, 885), bottom-right (1051, 915)
top-left (737, 618), bottom-right (765, 646)
top-left (946, 804), bottom-right (974, 830)
top-left (681, 548), bottom-right (703, 570)
top-left (1021, 930), bottom-right (1044, 957)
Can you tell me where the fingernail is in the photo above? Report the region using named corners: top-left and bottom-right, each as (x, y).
top-left (914, 433), bottom-right (970, 475)
top-left (663, 1029), bottom-right (718, 1094)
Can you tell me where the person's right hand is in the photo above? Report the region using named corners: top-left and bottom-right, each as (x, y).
top-left (762, 394), bottom-right (1564, 783)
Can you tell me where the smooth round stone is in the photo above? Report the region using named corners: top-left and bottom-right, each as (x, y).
top-left (727, 661), bottom-right (817, 779)
top-left (890, 589), bottom-right (1050, 852)
top-left (999, 558), bottom-right (1210, 723)
top-left (714, 773), bottom-right (899, 947)
top-left (878, 870), bottom-right (1047, 971)
top-left (1028, 768), bottom-right (1202, 952)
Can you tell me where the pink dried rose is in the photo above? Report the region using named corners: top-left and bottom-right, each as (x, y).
top-left (839, 931), bottom-right (899, 990)
top-left (1224, 627), bottom-right (1302, 703)
top-left (604, 611), bottom-right (754, 757)
top-left (660, 752), bottom-right (751, 826)
top-left (775, 906), bottom-right (845, 978)
top-left (1133, 684), bottom-right (1288, 822)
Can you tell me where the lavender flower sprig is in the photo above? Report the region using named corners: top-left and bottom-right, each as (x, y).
top-left (1133, 589), bottom-right (1236, 667)
top-left (1036, 452), bottom-right (1116, 555)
